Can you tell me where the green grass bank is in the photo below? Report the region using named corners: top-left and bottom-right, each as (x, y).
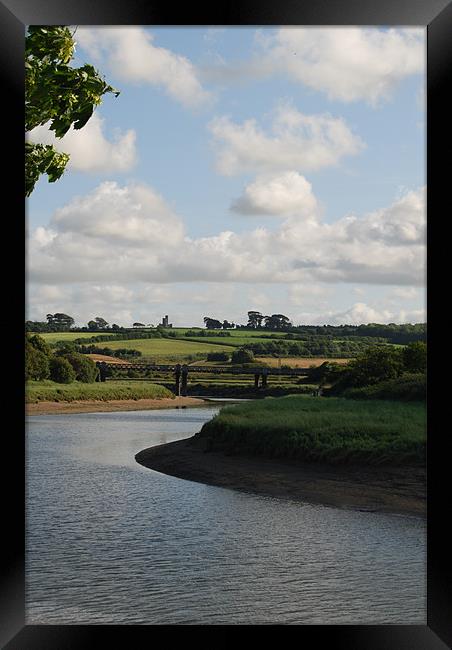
top-left (195, 395), bottom-right (426, 465)
top-left (26, 380), bottom-right (174, 403)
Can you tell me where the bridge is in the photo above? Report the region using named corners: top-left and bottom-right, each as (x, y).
top-left (95, 361), bottom-right (312, 394)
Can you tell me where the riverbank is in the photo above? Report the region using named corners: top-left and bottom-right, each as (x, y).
top-left (26, 396), bottom-right (207, 415)
top-left (136, 437), bottom-right (425, 517)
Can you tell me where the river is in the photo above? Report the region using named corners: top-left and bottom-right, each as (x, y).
top-left (26, 405), bottom-right (426, 625)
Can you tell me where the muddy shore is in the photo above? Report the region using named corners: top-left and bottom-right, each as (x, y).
top-left (26, 396), bottom-right (207, 415)
top-left (136, 437), bottom-right (426, 518)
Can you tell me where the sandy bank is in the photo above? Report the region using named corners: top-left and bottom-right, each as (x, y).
top-left (26, 396), bottom-right (207, 415)
top-left (136, 438), bottom-right (425, 518)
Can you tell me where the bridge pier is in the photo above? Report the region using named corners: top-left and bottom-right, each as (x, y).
top-left (180, 364), bottom-right (188, 396)
top-left (175, 364), bottom-right (181, 396)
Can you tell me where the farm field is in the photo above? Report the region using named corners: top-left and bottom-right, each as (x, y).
top-left (256, 357), bottom-right (352, 368)
top-left (40, 332), bottom-right (116, 344)
top-left (100, 337), bottom-right (236, 360)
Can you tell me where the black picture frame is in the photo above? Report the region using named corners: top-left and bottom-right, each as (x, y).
top-left (3, 0), bottom-right (451, 646)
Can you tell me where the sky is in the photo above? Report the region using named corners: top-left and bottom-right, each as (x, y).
top-left (27, 26), bottom-right (426, 328)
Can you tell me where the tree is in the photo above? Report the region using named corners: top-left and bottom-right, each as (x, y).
top-left (46, 313), bottom-right (74, 330)
top-left (402, 341), bottom-right (427, 373)
top-left (345, 346), bottom-right (404, 387)
top-left (28, 333), bottom-right (52, 357)
top-left (87, 320), bottom-right (98, 331)
top-left (49, 356), bottom-right (76, 383)
top-left (222, 320), bottom-right (235, 329)
top-left (25, 26), bottom-right (119, 196)
top-left (247, 311), bottom-right (264, 328)
top-left (264, 314), bottom-right (292, 330)
top-left (231, 348), bottom-right (255, 364)
top-left (61, 352), bottom-right (98, 383)
top-left (25, 340), bottom-right (50, 380)
top-left (95, 317), bottom-right (109, 329)
top-left (133, 322), bottom-right (145, 328)
top-left (203, 317), bottom-right (223, 329)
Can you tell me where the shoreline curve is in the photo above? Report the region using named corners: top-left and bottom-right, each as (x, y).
top-left (135, 437), bottom-right (426, 518)
top-left (26, 396), bottom-right (208, 416)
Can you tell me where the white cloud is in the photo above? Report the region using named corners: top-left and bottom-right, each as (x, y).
top-left (29, 182), bottom-right (426, 292)
top-left (51, 181), bottom-right (184, 247)
top-left (208, 103), bottom-right (364, 175)
top-left (325, 302), bottom-right (426, 325)
top-left (231, 171), bottom-right (319, 217)
top-left (28, 113), bottom-right (137, 173)
top-left (76, 27), bottom-right (211, 108)
top-left (205, 27), bottom-right (425, 106)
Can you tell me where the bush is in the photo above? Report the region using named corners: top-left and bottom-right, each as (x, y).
top-left (402, 341), bottom-right (427, 373)
top-left (49, 357), bottom-right (76, 384)
top-left (207, 351), bottom-right (230, 362)
top-left (28, 333), bottom-right (52, 357)
top-left (61, 353), bottom-right (98, 383)
top-left (25, 342), bottom-right (50, 380)
top-left (343, 373), bottom-right (426, 402)
top-left (231, 348), bottom-right (255, 364)
top-left (54, 341), bottom-right (77, 354)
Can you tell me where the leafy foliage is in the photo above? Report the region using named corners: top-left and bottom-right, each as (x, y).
top-left (25, 340), bottom-right (50, 380)
top-left (231, 348), bottom-right (255, 364)
top-left (49, 356), bottom-right (76, 383)
top-left (59, 352), bottom-right (99, 383)
top-left (25, 26), bottom-right (119, 195)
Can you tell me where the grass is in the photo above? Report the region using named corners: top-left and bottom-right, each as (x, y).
top-left (256, 357), bottom-right (351, 368)
top-left (196, 395), bottom-right (426, 465)
top-left (98, 338), bottom-right (236, 359)
top-left (39, 332), bottom-right (116, 344)
top-left (26, 380), bottom-right (174, 403)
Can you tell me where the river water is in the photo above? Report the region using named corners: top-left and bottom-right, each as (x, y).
top-left (26, 406), bottom-right (426, 625)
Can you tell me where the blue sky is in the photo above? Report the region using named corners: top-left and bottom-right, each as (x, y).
top-left (27, 27), bottom-right (426, 327)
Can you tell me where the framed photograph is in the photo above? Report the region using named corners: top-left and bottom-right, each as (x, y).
top-left (4, 0), bottom-right (451, 646)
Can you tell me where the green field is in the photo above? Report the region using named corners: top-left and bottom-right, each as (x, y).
top-left (26, 380), bottom-right (173, 403)
top-left (165, 328), bottom-right (290, 347)
top-left (100, 337), bottom-right (236, 360)
top-left (40, 332), bottom-right (116, 344)
top-left (196, 395), bottom-right (426, 465)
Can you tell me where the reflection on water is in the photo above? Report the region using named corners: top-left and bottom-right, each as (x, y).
top-left (26, 407), bottom-right (426, 625)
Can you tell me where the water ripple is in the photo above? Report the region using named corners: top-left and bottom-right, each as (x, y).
top-left (26, 408), bottom-right (426, 625)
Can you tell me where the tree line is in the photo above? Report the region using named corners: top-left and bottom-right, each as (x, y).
top-left (26, 334), bottom-right (98, 383)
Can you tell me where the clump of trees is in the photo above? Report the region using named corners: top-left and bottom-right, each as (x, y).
top-left (325, 342), bottom-right (427, 401)
top-left (26, 334), bottom-right (98, 384)
top-left (26, 335), bottom-right (51, 381)
top-left (206, 351), bottom-right (230, 362)
top-left (231, 348), bottom-right (255, 364)
top-left (77, 344), bottom-right (142, 359)
top-left (203, 317), bottom-right (235, 330)
top-left (87, 317), bottom-right (109, 331)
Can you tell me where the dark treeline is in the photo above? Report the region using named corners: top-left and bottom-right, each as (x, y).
top-left (318, 341), bottom-right (427, 402)
top-left (26, 335), bottom-right (98, 383)
top-left (235, 322), bottom-right (426, 344)
top-left (240, 339), bottom-right (390, 358)
top-left (76, 344), bottom-right (142, 359)
top-left (69, 330), bottom-right (178, 345)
